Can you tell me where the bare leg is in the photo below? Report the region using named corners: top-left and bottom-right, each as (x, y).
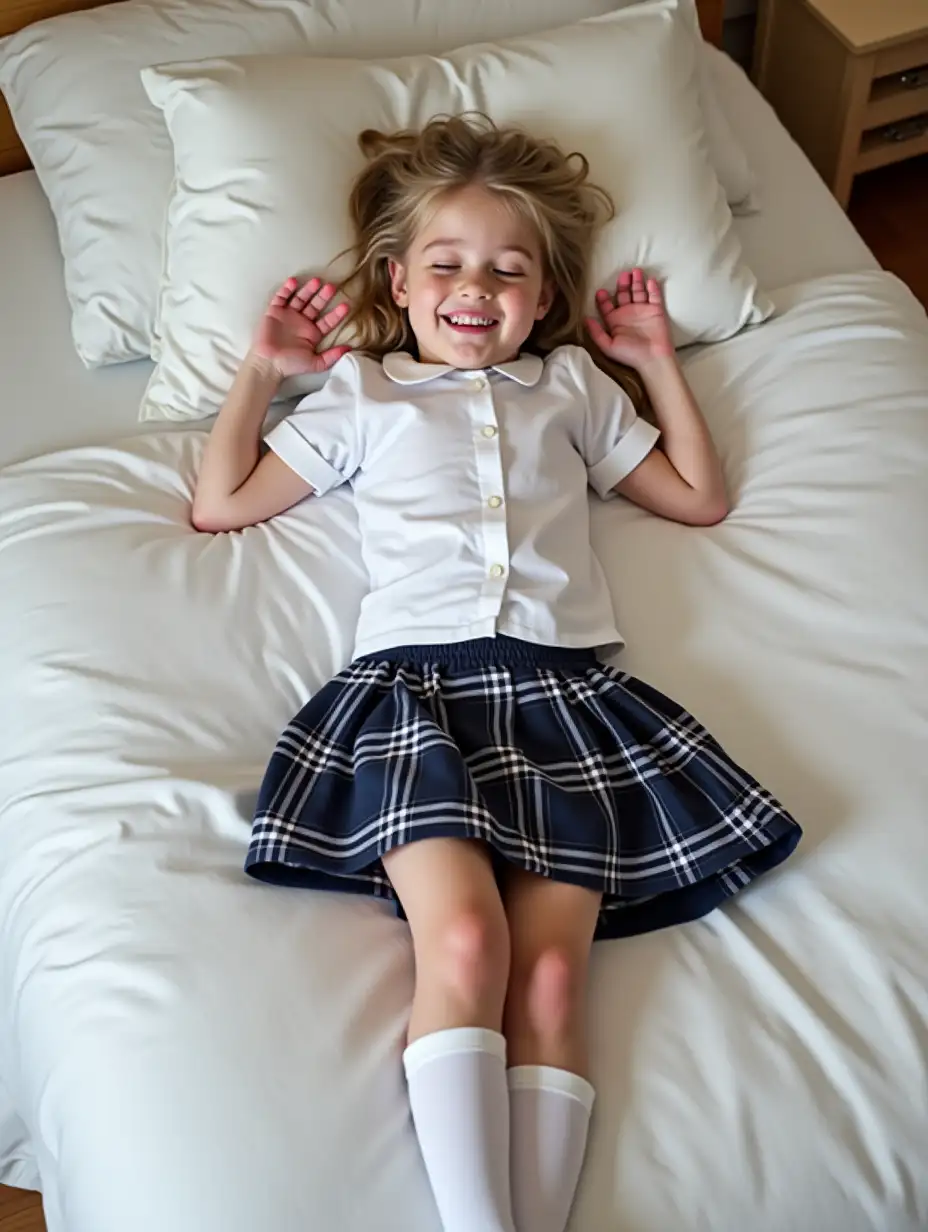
top-left (502, 869), bottom-right (601, 1075)
top-left (383, 837), bottom-right (511, 1042)
top-left (384, 838), bottom-right (516, 1232)
top-left (502, 870), bottom-right (602, 1232)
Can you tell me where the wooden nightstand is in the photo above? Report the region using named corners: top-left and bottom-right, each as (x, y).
top-left (754, 0), bottom-right (928, 207)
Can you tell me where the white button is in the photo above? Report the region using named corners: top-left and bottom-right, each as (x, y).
top-left (489, 564), bottom-right (505, 579)
top-left (481, 425), bottom-right (497, 438)
top-left (487, 495), bottom-right (503, 509)
top-left (471, 377), bottom-right (488, 392)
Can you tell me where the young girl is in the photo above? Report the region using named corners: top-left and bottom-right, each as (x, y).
top-left (193, 116), bottom-right (801, 1232)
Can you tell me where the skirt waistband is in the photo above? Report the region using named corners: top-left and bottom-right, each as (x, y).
top-left (359, 635), bottom-right (600, 671)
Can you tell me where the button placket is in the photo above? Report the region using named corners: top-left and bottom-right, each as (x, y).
top-left (469, 374), bottom-right (510, 617)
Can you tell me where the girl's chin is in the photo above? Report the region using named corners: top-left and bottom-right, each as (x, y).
top-left (417, 327), bottom-right (523, 368)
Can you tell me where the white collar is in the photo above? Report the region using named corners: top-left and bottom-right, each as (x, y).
top-left (382, 351), bottom-right (545, 388)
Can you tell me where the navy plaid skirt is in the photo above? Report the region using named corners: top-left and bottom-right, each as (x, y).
top-left (246, 637), bottom-right (801, 940)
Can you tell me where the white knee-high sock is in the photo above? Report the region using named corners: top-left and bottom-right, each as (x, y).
top-left (404, 1027), bottom-right (516, 1232)
top-left (508, 1065), bottom-right (596, 1232)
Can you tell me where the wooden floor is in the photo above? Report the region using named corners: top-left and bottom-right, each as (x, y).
top-left (0, 151), bottom-right (925, 1232)
top-left (0, 1184), bottom-right (43, 1231)
top-left (848, 154), bottom-right (928, 310)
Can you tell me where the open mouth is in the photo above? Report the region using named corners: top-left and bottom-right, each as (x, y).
top-left (441, 313), bottom-right (499, 334)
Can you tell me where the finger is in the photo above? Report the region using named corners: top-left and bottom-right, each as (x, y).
top-left (304, 282), bottom-right (337, 317)
top-left (314, 345), bottom-right (353, 371)
top-left (631, 267), bottom-right (648, 303)
top-left (595, 288), bottom-right (614, 318)
top-left (315, 301), bottom-right (351, 336)
top-left (585, 316), bottom-right (613, 353)
top-left (646, 277), bottom-right (663, 305)
top-left (615, 270), bottom-right (633, 307)
top-left (291, 277), bottom-right (322, 310)
top-left (270, 276), bottom-right (299, 307)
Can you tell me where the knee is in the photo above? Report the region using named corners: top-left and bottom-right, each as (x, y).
top-left (513, 945), bottom-right (583, 1038)
top-left (433, 908), bottom-right (511, 1000)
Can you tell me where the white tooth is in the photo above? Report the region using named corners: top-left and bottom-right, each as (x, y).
top-left (448, 314), bottom-right (494, 326)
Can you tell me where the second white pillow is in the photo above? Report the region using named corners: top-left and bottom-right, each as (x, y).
top-left (141, 0), bottom-right (770, 421)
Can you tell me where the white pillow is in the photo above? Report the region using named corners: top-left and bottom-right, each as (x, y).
top-left (140, 0), bottom-right (771, 422)
top-left (0, 0), bottom-right (752, 369)
top-left (616, 0), bottom-right (755, 211)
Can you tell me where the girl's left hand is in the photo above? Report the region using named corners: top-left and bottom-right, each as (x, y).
top-left (586, 268), bottom-right (675, 371)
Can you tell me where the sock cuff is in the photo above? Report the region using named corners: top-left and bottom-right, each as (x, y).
top-left (507, 1064), bottom-right (596, 1112)
top-left (403, 1027), bottom-right (506, 1079)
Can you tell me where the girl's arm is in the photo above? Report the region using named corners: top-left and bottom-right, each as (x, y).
top-left (613, 355), bottom-right (727, 526)
top-left (586, 268), bottom-right (728, 527)
top-left (191, 356), bottom-right (312, 533)
top-left (191, 277), bottom-right (350, 534)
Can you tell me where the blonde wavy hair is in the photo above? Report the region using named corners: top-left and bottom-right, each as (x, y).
top-left (337, 113), bottom-right (646, 411)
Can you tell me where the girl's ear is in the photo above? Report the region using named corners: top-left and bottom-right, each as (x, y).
top-left (388, 260), bottom-right (409, 308)
top-left (535, 278), bottom-right (556, 321)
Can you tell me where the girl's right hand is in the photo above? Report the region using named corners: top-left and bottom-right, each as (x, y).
top-left (250, 276), bottom-right (352, 380)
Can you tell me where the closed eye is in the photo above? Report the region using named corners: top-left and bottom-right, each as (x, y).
top-left (430, 264), bottom-right (524, 277)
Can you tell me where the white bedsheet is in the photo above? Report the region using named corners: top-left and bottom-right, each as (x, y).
top-left (2, 268), bottom-right (927, 1231)
top-left (0, 50), bottom-right (876, 471)
top-left (0, 174), bottom-right (152, 468)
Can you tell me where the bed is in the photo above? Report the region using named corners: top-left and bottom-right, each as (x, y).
top-left (1, 11), bottom-right (927, 1232)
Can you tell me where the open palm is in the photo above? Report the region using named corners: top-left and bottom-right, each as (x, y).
top-left (586, 268), bottom-right (674, 371)
top-left (252, 276), bottom-right (352, 379)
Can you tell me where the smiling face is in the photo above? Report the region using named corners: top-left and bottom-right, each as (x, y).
top-left (388, 183), bottom-right (554, 368)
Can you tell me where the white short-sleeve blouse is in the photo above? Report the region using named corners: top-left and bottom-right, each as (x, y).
top-left (265, 344), bottom-right (659, 658)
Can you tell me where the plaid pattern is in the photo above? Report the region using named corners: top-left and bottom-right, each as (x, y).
top-left (246, 640), bottom-right (801, 939)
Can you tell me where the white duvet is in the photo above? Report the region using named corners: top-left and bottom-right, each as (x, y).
top-left (1, 270), bottom-right (927, 1232)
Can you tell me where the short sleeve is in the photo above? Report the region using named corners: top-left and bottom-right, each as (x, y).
top-left (570, 347), bottom-right (660, 500)
top-left (264, 354), bottom-right (362, 495)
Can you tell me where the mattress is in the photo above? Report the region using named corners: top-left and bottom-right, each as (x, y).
top-left (705, 48), bottom-right (877, 291)
top-left (2, 44), bottom-right (927, 1232)
top-left (0, 49), bottom-right (877, 471)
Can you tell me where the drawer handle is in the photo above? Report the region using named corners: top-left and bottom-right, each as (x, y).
top-left (899, 66), bottom-right (928, 89)
top-left (878, 114), bottom-right (928, 143)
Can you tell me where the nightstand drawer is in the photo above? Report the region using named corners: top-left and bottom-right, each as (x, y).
top-left (866, 67), bottom-right (928, 127)
top-left (858, 113), bottom-right (928, 174)
top-left (875, 35), bottom-right (928, 79)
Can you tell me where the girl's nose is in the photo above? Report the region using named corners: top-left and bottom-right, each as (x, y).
top-left (458, 272), bottom-right (493, 299)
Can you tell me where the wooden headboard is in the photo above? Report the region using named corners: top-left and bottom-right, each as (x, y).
top-left (0, 0), bottom-right (727, 176)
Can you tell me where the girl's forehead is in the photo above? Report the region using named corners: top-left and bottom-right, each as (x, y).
top-left (414, 185), bottom-right (542, 255)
